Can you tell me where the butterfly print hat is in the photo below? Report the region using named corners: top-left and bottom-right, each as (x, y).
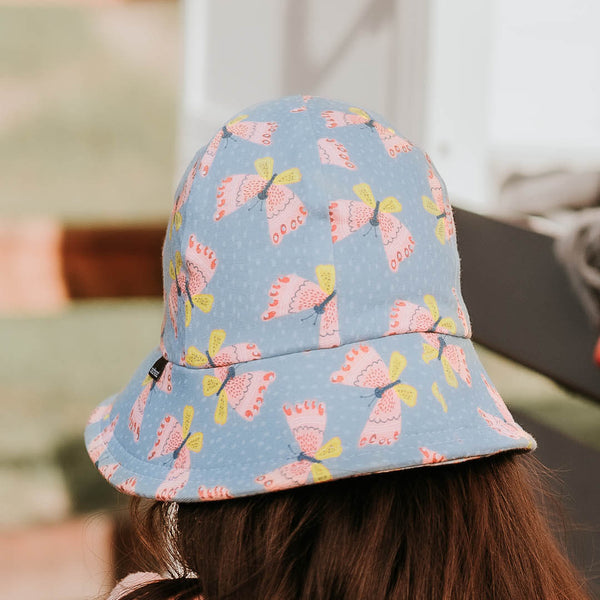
top-left (85, 95), bottom-right (536, 501)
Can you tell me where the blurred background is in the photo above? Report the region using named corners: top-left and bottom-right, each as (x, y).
top-left (1, 1), bottom-right (599, 598)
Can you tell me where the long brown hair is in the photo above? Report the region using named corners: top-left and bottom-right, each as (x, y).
top-left (118, 452), bottom-right (591, 600)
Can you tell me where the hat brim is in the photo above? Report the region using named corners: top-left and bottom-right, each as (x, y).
top-left (85, 332), bottom-right (535, 501)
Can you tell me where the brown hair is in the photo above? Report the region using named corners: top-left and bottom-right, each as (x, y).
top-left (118, 452), bottom-right (591, 600)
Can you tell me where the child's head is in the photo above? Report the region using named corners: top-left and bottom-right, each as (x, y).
top-left (84, 96), bottom-right (589, 599)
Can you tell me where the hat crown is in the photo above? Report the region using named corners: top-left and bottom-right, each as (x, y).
top-left (161, 95), bottom-right (470, 368)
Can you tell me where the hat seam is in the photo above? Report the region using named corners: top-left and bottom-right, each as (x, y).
top-left (95, 418), bottom-right (530, 483)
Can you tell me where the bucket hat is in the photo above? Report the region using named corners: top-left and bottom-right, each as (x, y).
top-left (85, 95), bottom-right (535, 501)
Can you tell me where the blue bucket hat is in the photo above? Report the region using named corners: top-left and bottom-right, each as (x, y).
top-left (85, 95), bottom-right (535, 501)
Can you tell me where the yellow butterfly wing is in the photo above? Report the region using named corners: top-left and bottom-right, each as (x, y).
top-left (169, 260), bottom-right (176, 281)
top-left (186, 432), bottom-right (204, 453)
top-left (228, 114), bottom-right (248, 126)
top-left (353, 183), bottom-right (376, 208)
top-left (214, 390), bottom-right (228, 425)
top-left (182, 405), bottom-right (194, 438)
top-left (314, 437), bottom-right (342, 460)
top-left (142, 374), bottom-right (153, 386)
top-left (311, 462), bottom-right (333, 483)
top-left (379, 196), bottom-right (402, 213)
top-left (394, 383), bottom-right (417, 407)
top-left (191, 294), bottom-right (214, 313)
top-left (435, 219), bottom-right (446, 245)
top-left (432, 382), bottom-right (448, 412)
top-left (349, 106), bottom-right (370, 120)
top-left (388, 351), bottom-right (407, 381)
top-left (185, 345), bottom-right (208, 367)
top-left (208, 329), bottom-right (226, 357)
top-left (422, 343), bottom-right (438, 364)
top-left (441, 356), bottom-right (458, 388)
top-left (315, 264), bottom-right (335, 295)
top-left (184, 300), bottom-right (192, 327)
top-left (175, 251), bottom-right (183, 274)
top-left (174, 212), bottom-right (182, 231)
top-left (422, 195), bottom-right (441, 216)
top-left (273, 167), bottom-right (302, 185)
top-left (424, 294), bottom-right (439, 321)
top-left (438, 317), bottom-right (457, 334)
top-left (203, 374), bottom-right (221, 396)
top-left (254, 157), bottom-right (274, 181)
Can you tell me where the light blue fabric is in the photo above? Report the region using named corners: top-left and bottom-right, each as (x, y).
top-left (85, 95), bottom-right (535, 501)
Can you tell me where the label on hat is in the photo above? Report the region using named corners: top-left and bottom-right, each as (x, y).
top-left (148, 356), bottom-right (168, 381)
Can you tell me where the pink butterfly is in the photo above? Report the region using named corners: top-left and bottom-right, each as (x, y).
top-left (322, 107), bottom-right (413, 158)
top-left (129, 358), bottom-right (173, 442)
top-left (421, 333), bottom-right (472, 388)
top-left (318, 138), bottom-right (356, 170)
top-left (88, 415), bottom-right (119, 464)
top-left (99, 462), bottom-right (119, 481)
top-left (419, 447), bottom-right (446, 464)
top-left (199, 115), bottom-right (278, 177)
top-left (168, 234), bottom-right (217, 337)
top-left (261, 265), bottom-right (340, 349)
top-left (422, 154), bottom-right (455, 244)
top-left (255, 400), bottom-right (342, 491)
top-left (478, 374), bottom-right (533, 444)
top-left (329, 183), bottom-right (415, 272)
top-left (148, 405), bottom-right (204, 501)
top-left (215, 156), bottom-right (307, 245)
top-left (452, 287), bottom-right (472, 338)
top-left (387, 294), bottom-right (457, 336)
top-left (169, 158), bottom-right (200, 239)
top-left (198, 485), bottom-right (233, 501)
top-left (331, 345), bottom-right (417, 447)
top-left (185, 329), bottom-right (274, 425)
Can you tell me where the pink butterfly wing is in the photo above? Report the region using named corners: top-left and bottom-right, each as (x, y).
top-left (478, 408), bottom-right (527, 440)
top-left (214, 173), bottom-right (265, 221)
top-left (255, 461), bottom-right (312, 491)
top-left (129, 383), bottom-right (150, 442)
top-left (116, 477), bottom-right (137, 495)
top-left (262, 275), bottom-right (326, 321)
top-left (88, 415), bottom-right (119, 463)
top-left (330, 344), bottom-right (389, 389)
top-left (360, 388), bottom-right (402, 447)
top-left (222, 370), bottom-right (276, 421)
top-left (321, 110), bottom-right (366, 128)
top-left (156, 362), bottom-right (174, 394)
top-left (198, 130), bottom-right (223, 177)
top-left (155, 463), bottom-right (190, 501)
top-left (442, 344), bottom-right (472, 386)
top-left (374, 122), bottom-right (413, 157)
top-left (319, 296), bottom-right (340, 348)
top-left (87, 402), bottom-right (113, 425)
top-left (378, 213), bottom-right (416, 272)
top-left (318, 138), bottom-right (357, 170)
top-left (453, 287), bottom-right (472, 337)
top-left (212, 343), bottom-right (262, 367)
top-left (426, 156), bottom-right (455, 239)
top-left (388, 300), bottom-right (433, 335)
top-left (284, 401), bottom-right (326, 457)
top-left (328, 200), bottom-right (372, 243)
top-left (174, 158), bottom-right (200, 216)
top-left (198, 485), bottom-right (233, 501)
top-left (227, 120), bottom-right (278, 145)
top-left (99, 462), bottom-right (119, 481)
top-left (185, 235), bottom-right (217, 296)
top-left (421, 332), bottom-right (440, 349)
top-left (168, 280), bottom-right (179, 338)
top-left (265, 184), bottom-right (307, 245)
top-left (147, 415), bottom-right (184, 460)
top-left (419, 447), bottom-right (446, 464)
top-left (481, 374), bottom-right (513, 423)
